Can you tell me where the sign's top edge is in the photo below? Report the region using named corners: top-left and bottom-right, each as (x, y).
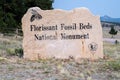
top-left (27, 6), bottom-right (90, 12)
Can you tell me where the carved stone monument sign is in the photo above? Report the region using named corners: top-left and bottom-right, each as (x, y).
top-left (22, 7), bottom-right (103, 60)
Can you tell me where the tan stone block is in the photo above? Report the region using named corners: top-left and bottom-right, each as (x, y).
top-left (22, 7), bottom-right (103, 60)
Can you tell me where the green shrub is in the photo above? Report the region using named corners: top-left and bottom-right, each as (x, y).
top-left (6, 48), bottom-right (23, 58)
top-left (15, 48), bottom-right (23, 58)
top-left (105, 60), bottom-right (120, 71)
top-left (115, 40), bottom-right (119, 45)
top-left (6, 48), bottom-right (16, 56)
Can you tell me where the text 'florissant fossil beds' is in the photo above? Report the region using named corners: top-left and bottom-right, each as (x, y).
top-left (22, 7), bottom-right (103, 60)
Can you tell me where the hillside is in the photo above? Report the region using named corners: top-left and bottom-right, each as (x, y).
top-left (100, 16), bottom-right (120, 29)
top-left (100, 15), bottom-right (120, 24)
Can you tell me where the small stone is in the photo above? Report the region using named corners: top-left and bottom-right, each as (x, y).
top-left (87, 76), bottom-right (92, 80)
top-left (79, 73), bottom-right (85, 78)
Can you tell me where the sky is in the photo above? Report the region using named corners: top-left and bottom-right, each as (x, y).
top-left (53, 0), bottom-right (120, 18)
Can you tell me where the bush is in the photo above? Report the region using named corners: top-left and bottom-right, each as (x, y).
top-left (6, 48), bottom-right (16, 56)
top-left (105, 60), bottom-right (120, 71)
top-left (6, 48), bottom-right (23, 58)
top-left (115, 40), bottom-right (119, 45)
top-left (15, 48), bottom-right (23, 58)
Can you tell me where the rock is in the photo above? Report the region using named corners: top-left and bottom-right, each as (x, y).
top-left (22, 7), bottom-right (103, 60)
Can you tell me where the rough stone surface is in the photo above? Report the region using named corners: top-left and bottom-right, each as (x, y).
top-left (22, 7), bottom-right (103, 60)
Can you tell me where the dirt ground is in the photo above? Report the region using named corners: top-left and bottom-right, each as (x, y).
top-left (0, 56), bottom-right (120, 80)
top-left (0, 28), bottom-right (120, 80)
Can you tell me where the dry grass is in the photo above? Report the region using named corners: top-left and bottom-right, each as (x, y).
top-left (0, 35), bottom-right (22, 57)
top-left (0, 29), bottom-right (120, 80)
top-left (103, 41), bottom-right (120, 59)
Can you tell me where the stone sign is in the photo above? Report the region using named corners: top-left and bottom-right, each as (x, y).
top-left (22, 7), bottom-right (103, 60)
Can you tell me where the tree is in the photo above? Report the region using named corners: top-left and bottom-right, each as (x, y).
top-left (0, 0), bottom-right (54, 34)
top-left (109, 25), bottom-right (118, 38)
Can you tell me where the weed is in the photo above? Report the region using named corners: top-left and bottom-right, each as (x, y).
top-left (104, 60), bottom-right (120, 71)
top-left (8, 65), bottom-right (14, 71)
top-left (115, 40), bottom-right (119, 45)
top-left (15, 48), bottom-right (23, 58)
top-left (6, 48), bottom-right (23, 58)
top-left (0, 57), bottom-right (6, 62)
top-left (6, 48), bottom-right (16, 56)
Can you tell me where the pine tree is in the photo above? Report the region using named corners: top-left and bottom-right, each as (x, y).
top-left (0, 0), bottom-right (54, 34)
top-left (109, 25), bottom-right (118, 38)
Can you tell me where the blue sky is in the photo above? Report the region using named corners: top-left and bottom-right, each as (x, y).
top-left (53, 0), bottom-right (120, 18)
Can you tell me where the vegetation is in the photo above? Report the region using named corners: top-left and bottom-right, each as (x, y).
top-left (105, 60), bottom-right (120, 71)
top-left (101, 21), bottom-right (120, 26)
top-left (6, 48), bottom-right (23, 57)
top-left (0, 0), bottom-right (54, 34)
top-left (0, 30), bottom-right (120, 80)
top-left (115, 40), bottom-right (119, 45)
top-left (109, 25), bottom-right (118, 38)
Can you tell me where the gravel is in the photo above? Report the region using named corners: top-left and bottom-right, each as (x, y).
top-left (0, 57), bottom-right (120, 80)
